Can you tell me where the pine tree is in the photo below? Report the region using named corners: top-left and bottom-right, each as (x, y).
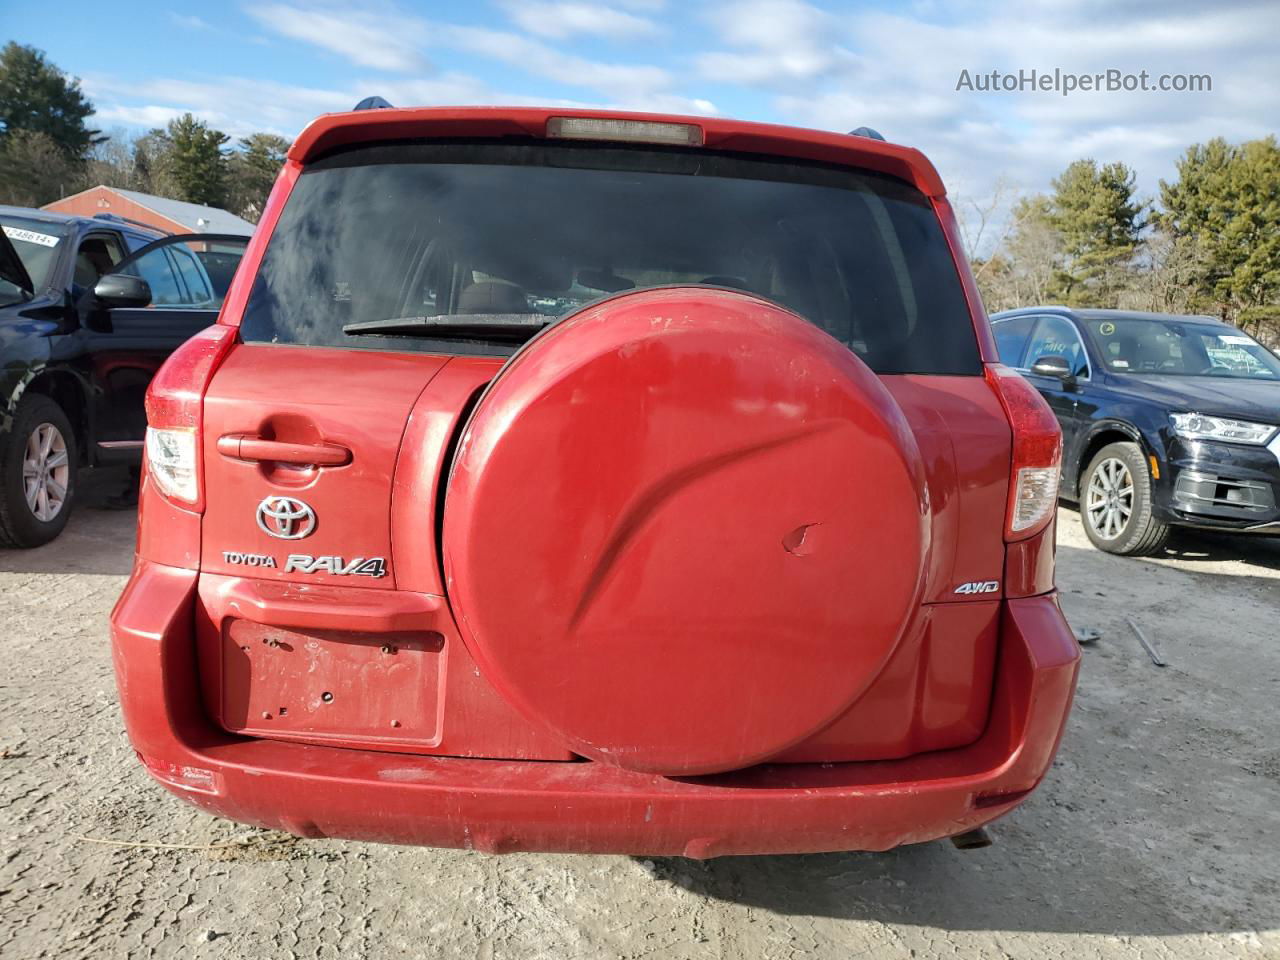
top-left (1047, 159), bottom-right (1144, 305)
top-left (161, 114), bottom-right (230, 207)
top-left (0, 42), bottom-right (101, 158)
top-left (0, 130), bottom-right (81, 205)
top-left (1158, 137), bottom-right (1280, 322)
top-left (227, 133), bottom-right (290, 221)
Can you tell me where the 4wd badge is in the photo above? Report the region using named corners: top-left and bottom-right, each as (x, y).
top-left (954, 580), bottom-right (1000, 595)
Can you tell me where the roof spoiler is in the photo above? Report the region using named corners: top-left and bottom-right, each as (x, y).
top-left (289, 108), bottom-right (946, 197)
top-left (353, 96), bottom-right (394, 111)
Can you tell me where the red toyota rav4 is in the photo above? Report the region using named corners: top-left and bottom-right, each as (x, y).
top-left (110, 106), bottom-right (1079, 857)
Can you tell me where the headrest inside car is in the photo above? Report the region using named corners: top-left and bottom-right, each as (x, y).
top-left (466, 246), bottom-right (572, 292)
top-left (458, 279), bottom-right (530, 314)
top-left (577, 268), bottom-right (635, 293)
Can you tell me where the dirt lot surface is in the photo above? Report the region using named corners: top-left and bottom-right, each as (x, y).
top-left (2, 474), bottom-right (1279, 959)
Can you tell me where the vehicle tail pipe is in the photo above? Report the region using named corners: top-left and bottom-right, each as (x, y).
top-left (950, 826), bottom-right (993, 850)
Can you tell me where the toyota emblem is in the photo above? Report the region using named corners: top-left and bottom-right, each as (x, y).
top-left (256, 496), bottom-right (317, 540)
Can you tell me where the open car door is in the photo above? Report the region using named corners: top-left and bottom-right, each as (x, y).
top-left (80, 233), bottom-right (250, 457)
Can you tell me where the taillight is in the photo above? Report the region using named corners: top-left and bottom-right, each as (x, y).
top-left (143, 324), bottom-right (237, 512)
top-left (985, 363), bottom-right (1063, 541)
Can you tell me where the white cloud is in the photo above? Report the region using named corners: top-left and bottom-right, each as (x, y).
top-left (85, 0), bottom-right (1277, 235)
top-left (246, 3), bottom-right (430, 72)
top-left (440, 25), bottom-right (671, 100)
top-left (83, 64), bottom-right (714, 147)
top-left (241, 3), bottom-right (711, 112)
top-left (700, 0), bottom-right (1280, 228)
top-left (438, 24), bottom-right (715, 113)
top-left (169, 13), bottom-right (213, 31)
top-left (82, 73), bottom-right (358, 139)
top-left (697, 0), bottom-right (858, 89)
top-left (92, 104), bottom-right (198, 129)
top-left (499, 2), bottom-right (659, 40)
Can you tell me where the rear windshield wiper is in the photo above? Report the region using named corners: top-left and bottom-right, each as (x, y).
top-left (342, 314), bottom-right (552, 343)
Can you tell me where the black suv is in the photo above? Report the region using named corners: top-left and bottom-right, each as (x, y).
top-left (0, 206), bottom-right (247, 547)
top-left (990, 307), bottom-right (1280, 555)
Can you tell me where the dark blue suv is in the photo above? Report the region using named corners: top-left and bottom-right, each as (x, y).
top-left (0, 206), bottom-right (248, 547)
top-left (990, 307), bottom-right (1280, 555)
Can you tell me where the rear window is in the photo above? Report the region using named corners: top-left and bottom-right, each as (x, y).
top-left (241, 141), bottom-right (981, 375)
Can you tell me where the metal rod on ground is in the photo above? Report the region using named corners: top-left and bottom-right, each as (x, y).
top-left (1126, 617), bottom-right (1166, 667)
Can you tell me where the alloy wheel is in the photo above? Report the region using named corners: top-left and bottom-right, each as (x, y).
top-left (1086, 456), bottom-right (1133, 541)
top-left (22, 422), bottom-right (70, 522)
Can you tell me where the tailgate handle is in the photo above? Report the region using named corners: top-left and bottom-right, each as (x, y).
top-left (217, 434), bottom-right (352, 466)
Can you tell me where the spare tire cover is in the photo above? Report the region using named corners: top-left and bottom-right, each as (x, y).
top-left (443, 288), bottom-right (929, 775)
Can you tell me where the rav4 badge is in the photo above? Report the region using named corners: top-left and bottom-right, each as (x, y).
top-left (285, 555), bottom-right (387, 578)
top-left (221, 551), bottom-right (387, 577)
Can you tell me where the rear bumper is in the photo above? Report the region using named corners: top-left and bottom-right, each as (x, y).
top-left (109, 559), bottom-right (1080, 857)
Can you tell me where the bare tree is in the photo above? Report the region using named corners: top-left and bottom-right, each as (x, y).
top-left (973, 194), bottom-right (1063, 312)
top-left (80, 128), bottom-right (139, 190)
top-left (1115, 230), bottom-right (1211, 315)
top-left (955, 176), bottom-right (1020, 282)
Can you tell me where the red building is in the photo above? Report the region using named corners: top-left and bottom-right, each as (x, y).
top-left (43, 185), bottom-right (255, 236)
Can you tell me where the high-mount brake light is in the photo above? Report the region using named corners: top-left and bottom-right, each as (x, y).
top-left (143, 324), bottom-right (237, 511)
top-left (985, 363), bottom-right (1063, 541)
top-left (546, 116), bottom-right (704, 147)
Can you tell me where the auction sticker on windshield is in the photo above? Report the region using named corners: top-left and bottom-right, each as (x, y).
top-left (2, 226), bottom-right (60, 247)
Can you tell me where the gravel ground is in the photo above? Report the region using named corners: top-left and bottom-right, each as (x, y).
top-left (2, 472), bottom-right (1278, 959)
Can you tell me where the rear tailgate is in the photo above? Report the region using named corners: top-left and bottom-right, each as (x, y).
top-left (199, 345), bottom-right (448, 587)
top-left (193, 342), bottom-right (571, 759)
top-left (179, 113), bottom-right (1024, 769)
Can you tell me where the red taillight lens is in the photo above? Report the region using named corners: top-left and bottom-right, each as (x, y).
top-left (143, 324), bottom-right (237, 512)
top-left (985, 363), bottom-right (1063, 541)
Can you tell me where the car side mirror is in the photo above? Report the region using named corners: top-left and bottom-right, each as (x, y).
top-left (93, 273), bottom-right (152, 309)
top-left (1031, 355), bottom-right (1074, 380)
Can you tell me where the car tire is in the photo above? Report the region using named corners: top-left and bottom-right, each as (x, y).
top-left (0, 395), bottom-right (78, 549)
top-left (1080, 441), bottom-right (1170, 557)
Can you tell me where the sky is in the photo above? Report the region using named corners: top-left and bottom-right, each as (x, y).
top-left (4, 0), bottom-right (1277, 238)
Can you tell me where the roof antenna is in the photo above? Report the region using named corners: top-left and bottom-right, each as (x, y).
top-left (353, 96), bottom-right (394, 111)
top-left (848, 126), bottom-right (885, 141)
